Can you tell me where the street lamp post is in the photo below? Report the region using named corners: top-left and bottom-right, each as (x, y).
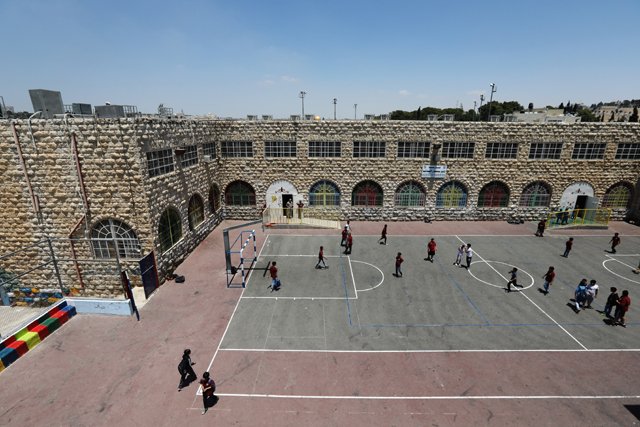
top-left (479, 94), bottom-right (485, 120)
top-left (488, 83), bottom-right (497, 122)
top-left (333, 98), bottom-right (337, 120)
top-left (354, 104), bottom-right (357, 120)
top-left (299, 91), bottom-right (306, 119)
top-left (473, 101), bottom-right (477, 121)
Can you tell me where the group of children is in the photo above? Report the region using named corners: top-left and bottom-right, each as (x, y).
top-left (574, 281), bottom-right (631, 327)
top-left (177, 349), bottom-right (216, 415)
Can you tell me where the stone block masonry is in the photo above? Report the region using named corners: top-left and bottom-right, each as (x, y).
top-left (0, 118), bottom-right (638, 297)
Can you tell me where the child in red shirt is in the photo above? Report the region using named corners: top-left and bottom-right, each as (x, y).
top-left (426, 238), bottom-right (437, 262)
top-left (615, 290), bottom-right (631, 327)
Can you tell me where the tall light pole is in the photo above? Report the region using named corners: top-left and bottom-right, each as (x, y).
top-left (354, 104), bottom-right (357, 120)
top-left (473, 100), bottom-right (477, 121)
top-left (333, 98), bottom-right (337, 120)
top-left (479, 94), bottom-right (485, 120)
top-left (488, 83), bottom-right (497, 122)
top-left (299, 91), bottom-right (306, 119)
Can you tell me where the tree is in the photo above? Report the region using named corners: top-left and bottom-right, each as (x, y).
top-left (610, 111), bottom-right (615, 121)
top-left (528, 103), bottom-right (534, 111)
top-left (558, 102), bottom-right (564, 109)
top-left (629, 106), bottom-right (639, 123)
top-left (576, 108), bottom-right (598, 122)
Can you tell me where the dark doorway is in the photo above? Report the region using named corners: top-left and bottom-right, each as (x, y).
top-left (575, 195), bottom-right (587, 217)
top-left (282, 194), bottom-right (293, 218)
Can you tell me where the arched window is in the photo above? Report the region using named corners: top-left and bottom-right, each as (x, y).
top-left (225, 181), bottom-right (256, 206)
top-left (519, 181), bottom-right (551, 207)
top-left (602, 182), bottom-right (633, 208)
top-left (352, 180), bottom-right (383, 206)
top-left (478, 181), bottom-right (510, 208)
top-left (209, 184), bottom-right (221, 213)
top-left (188, 194), bottom-right (205, 230)
top-left (91, 219), bottom-right (141, 259)
top-left (436, 181), bottom-right (468, 208)
top-left (309, 180), bottom-right (341, 207)
top-left (395, 181), bottom-right (426, 206)
top-left (158, 208), bottom-right (182, 252)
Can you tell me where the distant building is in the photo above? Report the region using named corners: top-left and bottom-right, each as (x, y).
top-left (506, 108), bottom-right (581, 123)
top-left (594, 106), bottom-right (636, 122)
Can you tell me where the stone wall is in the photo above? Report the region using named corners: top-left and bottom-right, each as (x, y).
top-left (1, 118), bottom-right (639, 297)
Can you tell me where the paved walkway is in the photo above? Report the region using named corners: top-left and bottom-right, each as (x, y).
top-left (0, 220), bottom-right (639, 426)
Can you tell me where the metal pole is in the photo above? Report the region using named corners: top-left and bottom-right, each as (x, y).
top-left (299, 91), bottom-right (306, 119)
top-left (488, 83), bottom-right (497, 122)
top-left (354, 104), bottom-right (357, 120)
top-left (479, 95), bottom-right (485, 120)
top-left (46, 237), bottom-right (65, 293)
top-left (333, 98), bottom-right (337, 120)
top-left (473, 101), bottom-right (477, 121)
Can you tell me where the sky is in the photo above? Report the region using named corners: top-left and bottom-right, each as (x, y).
top-left (1, 0), bottom-right (639, 118)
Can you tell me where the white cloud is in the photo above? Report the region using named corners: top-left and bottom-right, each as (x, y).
top-left (280, 75), bottom-right (299, 83)
top-left (398, 89), bottom-right (410, 96)
top-left (259, 79), bottom-right (275, 86)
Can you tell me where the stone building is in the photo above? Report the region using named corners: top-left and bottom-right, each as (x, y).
top-left (1, 118), bottom-right (639, 298)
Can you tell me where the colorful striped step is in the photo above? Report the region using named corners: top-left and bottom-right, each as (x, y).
top-left (0, 300), bottom-right (76, 373)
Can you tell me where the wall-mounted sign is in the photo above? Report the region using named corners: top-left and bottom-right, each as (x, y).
top-left (421, 165), bottom-right (447, 179)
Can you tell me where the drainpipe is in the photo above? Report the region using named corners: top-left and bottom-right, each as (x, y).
top-left (27, 111), bottom-right (42, 151)
top-left (11, 121), bottom-right (41, 218)
top-left (71, 132), bottom-right (90, 225)
top-left (68, 215), bottom-right (86, 289)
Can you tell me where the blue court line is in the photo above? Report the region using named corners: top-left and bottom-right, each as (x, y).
top-left (339, 249), bottom-right (353, 326)
top-left (435, 256), bottom-right (491, 325)
top-left (360, 321), bottom-right (638, 328)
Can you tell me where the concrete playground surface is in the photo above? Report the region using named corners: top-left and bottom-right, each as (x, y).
top-left (1, 220), bottom-right (640, 426)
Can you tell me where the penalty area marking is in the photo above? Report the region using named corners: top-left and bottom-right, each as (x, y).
top-left (467, 260), bottom-right (535, 290)
top-left (602, 257), bottom-right (640, 285)
top-left (350, 259), bottom-right (385, 292)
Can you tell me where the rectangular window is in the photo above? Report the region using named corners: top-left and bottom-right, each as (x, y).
top-left (146, 149), bottom-right (174, 178)
top-left (571, 143), bottom-right (606, 160)
top-left (397, 141), bottom-right (430, 158)
top-left (353, 141), bottom-right (386, 158)
top-left (221, 141), bottom-right (253, 158)
top-left (441, 142), bottom-right (475, 159)
top-left (615, 143), bottom-right (640, 160)
top-left (180, 145), bottom-right (198, 168)
top-left (203, 142), bottom-right (217, 159)
top-left (265, 141), bottom-right (297, 157)
top-left (485, 142), bottom-right (519, 159)
top-left (528, 142), bottom-right (563, 160)
top-left (309, 141), bottom-right (341, 157)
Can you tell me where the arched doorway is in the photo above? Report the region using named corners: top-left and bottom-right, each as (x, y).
top-left (266, 180), bottom-right (300, 216)
top-left (559, 182), bottom-right (595, 211)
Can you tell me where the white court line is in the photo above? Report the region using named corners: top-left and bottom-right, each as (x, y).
top-left (264, 234), bottom-right (640, 238)
top-left (219, 348), bottom-right (640, 353)
top-left (602, 258), bottom-right (640, 285)
top-left (259, 254), bottom-right (343, 257)
top-left (604, 253), bottom-right (640, 257)
top-left (455, 236), bottom-right (588, 351)
top-left (215, 393), bottom-right (640, 400)
top-left (348, 256), bottom-right (358, 299)
top-left (467, 260), bottom-right (535, 290)
top-left (351, 260), bottom-right (385, 292)
top-left (196, 234), bottom-right (272, 397)
top-left (241, 296), bottom-right (357, 300)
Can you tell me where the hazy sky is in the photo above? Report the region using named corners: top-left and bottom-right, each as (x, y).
top-left (2, 0), bottom-right (638, 118)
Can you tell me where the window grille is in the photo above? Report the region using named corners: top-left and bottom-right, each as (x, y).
top-left (397, 141), bottom-right (430, 158)
top-left (394, 181), bottom-right (426, 206)
top-left (309, 180), bottom-right (341, 206)
top-left (146, 149), bottom-right (174, 177)
top-left (221, 141), bottom-right (253, 158)
top-left (441, 142), bottom-right (475, 159)
top-left (615, 143), bottom-right (640, 160)
top-left (528, 143), bottom-right (563, 160)
top-left (265, 141), bottom-right (296, 157)
top-left (180, 145), bottom-right (198, 168)
top-left (353, 141), bottom-right (386, 158)
top-left (485, 142), bottom-right (518, 159)
top-left (436, 181), bottom-right (468, 207)
top-left (91, 219), bottom-right (141, 259)
top-left (571, 143), bottom-right (606, 160)
top-left (309, 141), bottom-right (341, 157)
top-left (352, 181), bottom-right (384, 206)
top-left (188, 195), bottom-right (205, 230)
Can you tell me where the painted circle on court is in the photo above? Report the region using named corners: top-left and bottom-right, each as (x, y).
top-left (467, 260), bottom-right (535, 290)
top-left (602, 258), bottom-right (640, 285)
top-left (350, 259), bottom-right (385, 292)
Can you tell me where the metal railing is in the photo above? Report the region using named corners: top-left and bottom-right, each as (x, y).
top-left (546, 208), bottom-right (612, 229)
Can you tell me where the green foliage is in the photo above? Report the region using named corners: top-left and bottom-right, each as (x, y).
top-left (576, 108), bottom-right (598, 122)
top-left (629, 106), bottom-right (639, 123)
